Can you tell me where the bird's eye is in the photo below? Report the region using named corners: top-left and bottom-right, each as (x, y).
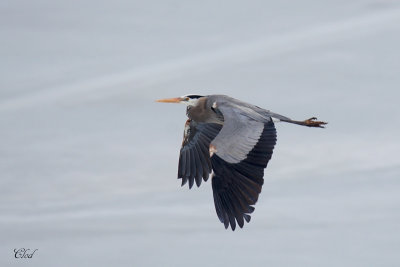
top-left (184, 97), bottom-right (190, 101)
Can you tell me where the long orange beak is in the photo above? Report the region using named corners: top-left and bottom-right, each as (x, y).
top-left (156, 97), bottom-right (183, 103)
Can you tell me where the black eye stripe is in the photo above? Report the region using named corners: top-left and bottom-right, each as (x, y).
top-left (186, 95), bottom-right (203, 99)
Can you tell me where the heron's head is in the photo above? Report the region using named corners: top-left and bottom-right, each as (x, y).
top-left (156, 94), bottom-right (204, 107)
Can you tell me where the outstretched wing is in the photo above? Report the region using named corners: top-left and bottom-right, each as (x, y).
top-left (178, 119), bottom-right (222, 189)
top-left (210, 99), bottom-right (277, 230)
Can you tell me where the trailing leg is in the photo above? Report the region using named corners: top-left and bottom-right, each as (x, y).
top-left (280, 117), bottom-right (327, 128)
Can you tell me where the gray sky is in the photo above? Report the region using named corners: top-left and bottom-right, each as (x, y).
top-left (1, 1), bottom-right (400, 266)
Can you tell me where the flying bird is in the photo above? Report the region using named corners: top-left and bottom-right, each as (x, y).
top-left (157, 94), bottom-right (327, 230)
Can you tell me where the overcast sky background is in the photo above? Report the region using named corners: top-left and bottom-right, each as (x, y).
top-left (1, 1), bottom-right (400, 266)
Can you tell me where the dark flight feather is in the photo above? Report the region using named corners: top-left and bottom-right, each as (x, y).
top-left (211, 120), bottom-right (277, 230)
top-left (178, 120), bottom-right (223, 188)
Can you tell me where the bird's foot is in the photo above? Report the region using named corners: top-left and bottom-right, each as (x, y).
top-left (302, 117), bottom-right (327, 128)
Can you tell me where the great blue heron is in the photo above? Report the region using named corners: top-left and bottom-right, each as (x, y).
top-left (157, 94), bottom-right (327, 230)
